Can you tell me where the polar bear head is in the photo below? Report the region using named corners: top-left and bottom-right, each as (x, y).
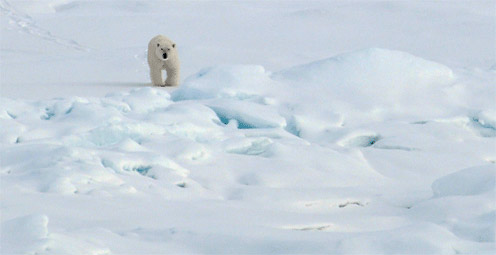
top-left (149, 35), bottom-right (177, 62)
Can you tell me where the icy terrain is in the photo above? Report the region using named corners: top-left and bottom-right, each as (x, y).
top-left (1, 1), bottom-right (495, 254)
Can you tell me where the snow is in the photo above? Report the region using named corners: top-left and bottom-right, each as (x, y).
top-left (1, 0), bottom-right (495, 254)
top-left (432, 165), bottom-right (496, 197)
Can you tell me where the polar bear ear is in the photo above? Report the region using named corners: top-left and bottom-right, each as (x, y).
top-left (172, 44), bottom-right (175, 48)
top-left (157, 43), bottom-right (160, 47)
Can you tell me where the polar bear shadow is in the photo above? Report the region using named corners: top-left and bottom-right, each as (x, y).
top-left (84, 82), bottom-right (147, 88)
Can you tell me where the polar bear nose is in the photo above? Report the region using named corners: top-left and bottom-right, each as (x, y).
top-left (162, 52), bottom-right (168, 59)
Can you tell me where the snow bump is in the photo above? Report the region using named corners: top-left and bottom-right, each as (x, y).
top-left (432, 165), bottom-right (496, 197)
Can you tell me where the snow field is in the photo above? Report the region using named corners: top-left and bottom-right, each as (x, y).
top-left (2, 47), bottom-right (495, 254)
top-left (1, 0), bottom-right (495, 254)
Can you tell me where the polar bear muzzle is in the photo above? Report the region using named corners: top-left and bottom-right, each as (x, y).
top-left (162, 52), bottom-right (168, 60)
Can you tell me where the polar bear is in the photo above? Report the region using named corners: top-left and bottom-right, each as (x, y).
top-left (147, 35), bottom-right (180, 86)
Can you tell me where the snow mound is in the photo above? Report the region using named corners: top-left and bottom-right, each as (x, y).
top-left (1, 214), bottom-right (110, 254)
top-left (273, 48), bottom-right (457, 120)
top-left (173, 49), bottom-right (458, 130)
top-left (275, 48), bottom-right (454, 87)
top-left (172, 65), bottom-right (273, 102)
top-left (1, 214), bottom-right (49, 246)
top-left (172, 48), bottom-right (465, 144)
top-left (432, 165), bottom-right (496, 197)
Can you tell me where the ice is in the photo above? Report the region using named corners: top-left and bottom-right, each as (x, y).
top-left (224, 136), bottom-right (274, 157)
top-left (1, 0), bottom-right (495, 254)
top-left (470, 110), bottom-right (496, 137)
top-left (206, 99), bottom-right (286, 129)
top-left (338, 132), bottom-right (382, 148)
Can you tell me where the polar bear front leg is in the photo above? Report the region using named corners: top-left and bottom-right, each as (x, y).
top-left (164, 68), bottom-right (180, 87)
top-left (150, 67), bottom-right (164, 86)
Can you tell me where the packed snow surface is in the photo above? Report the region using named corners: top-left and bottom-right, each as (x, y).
top-left (1, 0), bottom-right (495, 254)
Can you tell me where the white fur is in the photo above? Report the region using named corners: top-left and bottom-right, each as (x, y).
top-left (147, 35), bottom-right (180, 86)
